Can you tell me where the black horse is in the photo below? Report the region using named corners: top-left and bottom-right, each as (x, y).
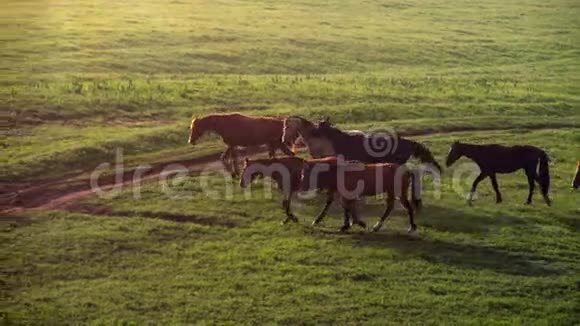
top-left (312, 119), bottom-right (443, 172)
top-left (446, 142), bottom-right (551, 206)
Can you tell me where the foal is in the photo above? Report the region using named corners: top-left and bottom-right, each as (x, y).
top-left (300, 157), bottom-right (420, 233)
top-left (446, 142), bottom-right (551, 206)
top-left (188, 113), bottom-right (295, 176)
top-left (240, 157), bottom-right (335, 224)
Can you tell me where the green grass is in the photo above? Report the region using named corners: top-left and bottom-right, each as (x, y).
top-left (2, 0), bottom-right (580, 324)
top-left (3, 130), bottom-right (580, 324)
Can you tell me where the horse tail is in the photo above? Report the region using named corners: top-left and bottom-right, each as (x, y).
top-left (413, 142), bottom-right (443, 174)
top-left (409, 169), bottom-right (422, 211)
top-left (538, 151), bottom-right (551, 204)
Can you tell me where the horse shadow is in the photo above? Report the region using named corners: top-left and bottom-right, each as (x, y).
top-left (303, 202), bottom-right (559, 277)
top-left (346, 232), bottom-right (563, 276)
top-left (327, 200), bottom-right (528, 235)
top-left (64, 203), bottom-right (242, 228)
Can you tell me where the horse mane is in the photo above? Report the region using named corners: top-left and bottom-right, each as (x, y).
top-left (316, 120), bottom-right (352, 138)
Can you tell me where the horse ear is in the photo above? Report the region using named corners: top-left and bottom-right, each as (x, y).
top-left (577, 161), bottom-right (580, 167)
top-left (245, 158), bottom-right (250, 165)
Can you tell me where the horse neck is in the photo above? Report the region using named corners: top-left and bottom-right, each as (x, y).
top-left (199, 115), bottom-right (222, 135)
top-left (459, 144), bottom-right (484, 162)
top-left (297, 119), bottom-right (316, 137)
top-left (326, 128), bottom-right (352, 148)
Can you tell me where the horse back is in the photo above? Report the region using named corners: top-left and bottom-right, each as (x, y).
top-left (215, 114), bottom-right (284, 146)
top-left (324, 162), bottom-right (406, 198)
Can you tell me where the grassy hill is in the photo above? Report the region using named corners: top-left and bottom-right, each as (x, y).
top-left (1, 0), bottom-right (579, 324)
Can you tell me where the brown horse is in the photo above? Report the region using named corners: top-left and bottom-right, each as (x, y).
top-left (300, 157), bottom-right (420, 233)
top-left (446, 142), bottom-right (551, 206)
top-left (188, 113), bottom-right (295, 176)
top-left (240, 157), bottom-right (335, 224)
top-left (573, 161), bottom-right (580, 189)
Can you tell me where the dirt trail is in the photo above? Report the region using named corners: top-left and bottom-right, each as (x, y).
top-left (0, 147), bottom-right (267, 216)
top-left (1, 123), bottom-right (573, 216)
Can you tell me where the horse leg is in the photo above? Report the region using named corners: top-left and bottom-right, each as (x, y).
top-left (468, 173), bottom-right (487, 206)
top-left (312, 190), bottom-right (334, 225)
top-left (340, 206), bottom-right (352, 232)
top-left (349, 202), bottom-right (366, 229)
top-left (267, 143), bottom-right (276, 158)
top-left (532, 168), bottom-right (551, 207)
top-left (281, 193), bottom-right (298, 224)
top-left (399, 194), bottom-right (416, 233)
top-left (525, 167), bottom-right (536, 205)
top-left (220, 147), bottom-right (233, 174)
top-left (230, 147), bottom-right (240, 177)
top-left (489, 173), bottom-right (502, 203)
top-left (372, 195), bottom-right (395, 232)
top-left (278, 142), bottom-right (295, 156)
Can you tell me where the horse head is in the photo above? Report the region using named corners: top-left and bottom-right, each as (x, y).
top-left (188, 117), bottom-right (202, 145)
top-left (282, 116), bottom-right (313, 144)
top-left (446, 141), bottom-right (463, 167)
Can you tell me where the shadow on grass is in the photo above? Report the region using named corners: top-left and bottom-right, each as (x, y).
top-left (418, 204), bottom-right (528, 234)
top-left (318, 201), bottom-right (528, 235)
top-left (64, 203), bottom-right (241, 228)
top-left (353, 232), bottom-right (562, 276)
top-left (303, 203), bottom-right (558, 277)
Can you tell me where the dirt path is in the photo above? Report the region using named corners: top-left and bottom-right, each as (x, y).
top-left (1, 123), bottom-right (574, 217)
top-left (0, 147), bottom-right (268, 216)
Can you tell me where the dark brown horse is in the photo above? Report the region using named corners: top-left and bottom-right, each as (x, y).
top-left (188, 113), bottom-right (295, 176)
top-left (446, 142), bottom-right (551, 206)
top-left (300, 157), bottom-right (420, 233)
top-left (240, 157), bottom-right (335, 224)
top-left (311, 119), bottom-right (442, 174)
top-left (573, 161), bottom-right (580, 189)
top-left (282, 116), bottom-right (335, 158)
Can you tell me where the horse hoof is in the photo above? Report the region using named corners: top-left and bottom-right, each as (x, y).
top-left (407, 225), bottom-right (417, 233)
top-left (340, 226), bottom-right (350, 233)
top-left (312, 220), bottom-right (321, 226)
top-left (496, 199), bottom-right (503, 204)
top-left (371, 224), bottom-right (382, 232)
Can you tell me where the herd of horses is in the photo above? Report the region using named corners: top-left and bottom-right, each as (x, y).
top-left (188, 113), bottom-right (573, 232)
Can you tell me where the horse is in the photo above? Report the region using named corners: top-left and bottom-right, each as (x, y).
top-left (310, 119), bottom-right (443, 175)
top-left (188, 113), bottom-right (295, 176)
top-left (572, 161), bottom-right (580, 189)
top-left (446, 142), bottom-right (551, 206)
top-left (282, 116), bottom-right (335, 158)
top-left (239, 157), bottom-right (335, 224)
top-left (300, 157), bottom-right (420, 233)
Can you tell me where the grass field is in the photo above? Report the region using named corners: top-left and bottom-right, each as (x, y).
top-left (1, 0), bottom-right (579, 324)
